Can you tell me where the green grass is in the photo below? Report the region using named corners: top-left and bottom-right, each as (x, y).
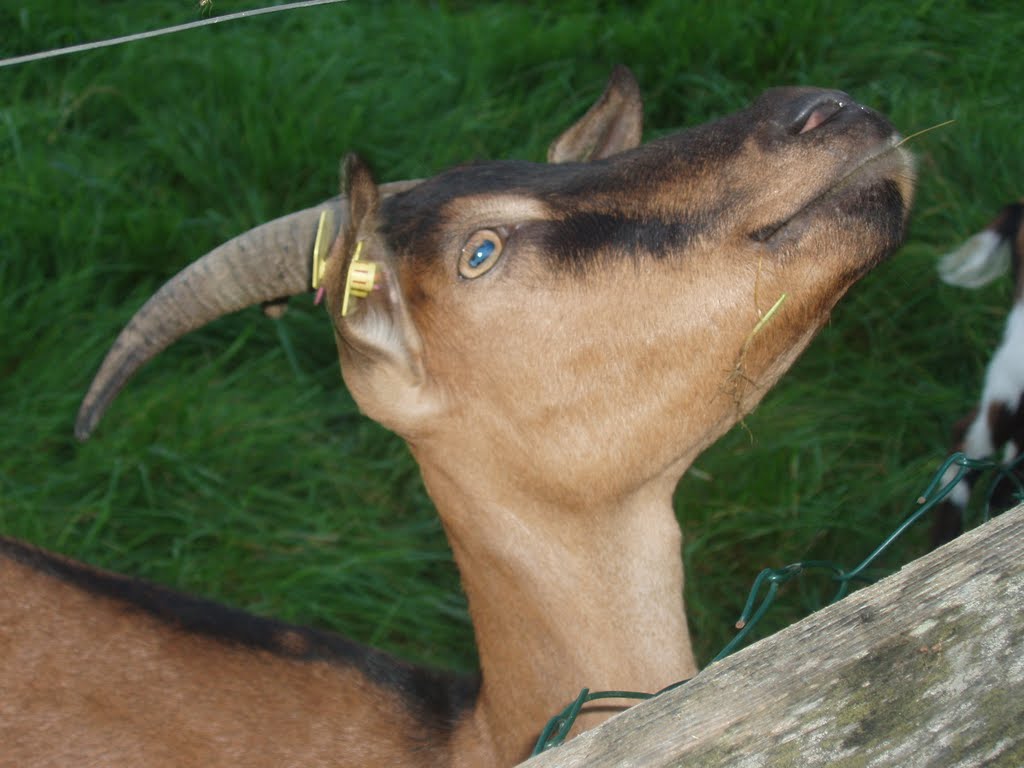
top-left (2, 0), bottom-right (1023, 678)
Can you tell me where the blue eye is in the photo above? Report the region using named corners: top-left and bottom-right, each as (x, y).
top-left (469, 239), bottom-right (496, 268)
top-left (459, 229), bottom-right (504, 278)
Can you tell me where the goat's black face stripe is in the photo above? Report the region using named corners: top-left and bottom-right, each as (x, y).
top-left (538, 211), bottom-right (715, 271)
top-left (381, 122), bottom-right (751, 268)
top-left (385, 170), bottom-right (734, 271)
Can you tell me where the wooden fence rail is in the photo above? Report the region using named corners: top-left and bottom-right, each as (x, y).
top-left (521, 505), bottom-right (1024, 767)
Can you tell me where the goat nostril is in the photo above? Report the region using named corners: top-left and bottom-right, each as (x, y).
top-left (797, 99), bottom-right (845, 134)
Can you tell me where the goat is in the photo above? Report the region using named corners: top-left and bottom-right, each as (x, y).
top-left (933, 200), bottom-right (1024, 545)
top-left (0, 67), bottom-right (915, 767)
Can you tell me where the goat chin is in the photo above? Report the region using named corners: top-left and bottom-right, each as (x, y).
top-left (4, 68), bottom-right (915, 768)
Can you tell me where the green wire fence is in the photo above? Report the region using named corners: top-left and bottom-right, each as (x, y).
top-left (531, 451), bottom-right (1023, 756)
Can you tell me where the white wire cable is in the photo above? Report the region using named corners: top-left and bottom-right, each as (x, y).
top-left (0, 0), bottom-right (349, 69)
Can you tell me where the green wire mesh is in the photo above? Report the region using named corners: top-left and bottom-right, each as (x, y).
top-left (530, 451), bottom-right (1023, 756)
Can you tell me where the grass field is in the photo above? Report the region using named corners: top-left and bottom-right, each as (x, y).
top-left (2, 0), bottom-right (1023, 685)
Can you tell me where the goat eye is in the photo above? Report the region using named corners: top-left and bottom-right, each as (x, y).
top-left (459, 229), bottom-right (504, 279)
top-left (469, 240), bottom-right (495, 268)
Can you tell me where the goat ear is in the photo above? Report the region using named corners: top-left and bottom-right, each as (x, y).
top-left (325, 154), bottom-right (439, 433)
top-left (937, 229), bottom-right (1011, 288)
top-left (341, 153), bottom-right (377, 232)
top-left (547, 65), bottom-right (644, 163)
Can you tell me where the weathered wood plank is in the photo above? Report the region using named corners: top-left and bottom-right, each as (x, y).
top-left (521, 505), bottom-right (1024, 767)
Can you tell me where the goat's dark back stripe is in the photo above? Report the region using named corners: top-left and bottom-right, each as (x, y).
top-left (0, 536), bottom-right (479, 727)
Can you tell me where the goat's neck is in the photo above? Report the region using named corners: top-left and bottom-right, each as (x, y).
top-left (412, 449), bottom-right (697, 766)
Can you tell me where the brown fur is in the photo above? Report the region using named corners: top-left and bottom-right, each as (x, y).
top-left (3, 72), bottom-right (914, 766)
top-left (0, 539), bottom-right (467, 767)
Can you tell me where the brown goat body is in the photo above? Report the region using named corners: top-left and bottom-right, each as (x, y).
top-left (1, 68), bottom-right (915, 767)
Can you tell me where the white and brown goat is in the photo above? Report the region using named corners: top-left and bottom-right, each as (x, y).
top-left (934, 200), bottom-right (1024, 544)
top-left (0, 68), bottom-right (915, 767)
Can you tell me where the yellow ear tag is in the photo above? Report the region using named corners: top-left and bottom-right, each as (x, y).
top-left (341, 241), bottom-right (378, 317)
top-left (311, 209), bottom-right (334, 305)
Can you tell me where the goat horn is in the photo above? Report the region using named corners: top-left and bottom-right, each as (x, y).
top-left (74, 179), bottom-right (422, 441)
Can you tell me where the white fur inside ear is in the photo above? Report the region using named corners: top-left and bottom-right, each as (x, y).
top-left (937, 229), bottom-right (1011, 288)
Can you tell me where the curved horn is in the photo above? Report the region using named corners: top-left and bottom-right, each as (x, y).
top-left (74, 179), bottom-right (422, 441)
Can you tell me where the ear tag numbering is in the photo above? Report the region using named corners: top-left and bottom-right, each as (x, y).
top-left (341, 240), bottom-right (378, 317)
